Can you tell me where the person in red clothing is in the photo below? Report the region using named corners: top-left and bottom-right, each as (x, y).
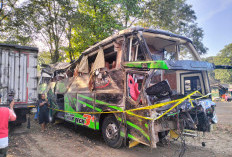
top-left (0, 94), bottom-right (16, 157)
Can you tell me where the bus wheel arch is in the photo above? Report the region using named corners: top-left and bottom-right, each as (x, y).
top-left (99, 112), bottom-right (114, 131)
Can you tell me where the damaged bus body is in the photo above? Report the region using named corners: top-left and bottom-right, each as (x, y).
top-left (39, 27), bottom-right (217, 148)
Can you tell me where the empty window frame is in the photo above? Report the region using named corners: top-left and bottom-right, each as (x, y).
top-left (125, 37), bottom-right (146, 62)
top-left (104, 45), bottom-right (117, 70)
top-left (180, 73), bottom-right (205, 95)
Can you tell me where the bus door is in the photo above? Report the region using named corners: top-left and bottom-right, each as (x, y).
top-left (125, 72), bottom-right (151, 146)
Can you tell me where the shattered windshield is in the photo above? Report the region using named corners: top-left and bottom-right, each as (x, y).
top-left (178, 44), bottom-right (195, 60)
top-left (142, 32), bottom-right (196, 61)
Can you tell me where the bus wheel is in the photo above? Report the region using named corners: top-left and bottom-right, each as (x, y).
top-left (102, 115), bottom-right (123, 148)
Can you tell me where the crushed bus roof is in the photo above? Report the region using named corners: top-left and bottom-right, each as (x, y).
top-left (82, 27), bottom-right (192, 56)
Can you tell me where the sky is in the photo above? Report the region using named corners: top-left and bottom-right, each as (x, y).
top-left (187, 0), bottom-right (232, 57)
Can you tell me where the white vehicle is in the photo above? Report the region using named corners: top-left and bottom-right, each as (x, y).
top-left (0, 43), bottom-right (38, 124)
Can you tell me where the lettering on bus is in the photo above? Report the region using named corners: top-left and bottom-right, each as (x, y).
top-left (75, 114), bottom-right (95, 126)
top-left (75, 117), bottom-right (85, 125)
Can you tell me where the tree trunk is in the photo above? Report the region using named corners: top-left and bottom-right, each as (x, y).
top-left (68, 23), bottom-right (73, 62)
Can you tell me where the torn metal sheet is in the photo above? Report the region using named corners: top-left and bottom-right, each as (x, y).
top-left (78, 55), bottom-right (89, 73)
top-left (91, 48), bottom-right (105, 72)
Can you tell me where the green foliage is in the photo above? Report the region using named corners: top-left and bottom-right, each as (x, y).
top-left (214, 44), bottom-right (232, 83)
top-left (113, 0), bottom-right (143, 27)
top-left (205, 43), bottom-right (232, 83)
top-left (0, 0), bottom-right (34, 45)
top-left (38, 51), bottom-right (52, 65)
top-left (37, 51), bottom-right (52, 72)
top-left (136, 0), bottom-right (207, 54)
top-left (1, 0), bottom-right (208, 64)
top-left (71, 0), bottom-right (123, 55)
top-left (25, 0), bottom-right (69, 63)
top-left (0, 0), bottom-right (17, 26)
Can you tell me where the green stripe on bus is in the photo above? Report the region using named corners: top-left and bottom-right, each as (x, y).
top-left (128, 134), bottom-right (139, 141)
top-left (96, 122), bottom-right (100, 130)
top-left (117, 117), bottom-right (122, 121)
top-left (78, 94), bottom-right (123, 111)
top-left (78, 94), bottom-right (94, 101)
top-left (95, 100), bottom-right (123, 111)
top-left (78, 95), bottom-right (149, 140)
top-left (145, 123), bottom-right (149, 129)
top-left (125, 60), bottom-right (169, 70)
top-left (126, 121), bottom-right (150, 141)
top-left (117, 118), bottom-right (150, 141)
top-left (78, 100), bottom-right (102, 112)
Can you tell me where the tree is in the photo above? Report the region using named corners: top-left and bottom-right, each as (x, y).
top-left (1, 3), bottom-right (34, 45)
top-left (58, 0), bottom-right (79, 62)
top-left (114, 0), bottom-right (143, 27)
top-left (1, 0), bottom-right (209, 64)
top-left (23, 0), bottom-right (68, 63)
top-left (213, 43), bottom-right (232, 83)
top-left (0, 0), bottom-right (18, 26)
top-left (136, 0), bottom-right (208, 54)
top-left (0, 0), bottom-right (33, 45)
top-left (71, 0), bottom-right (122, 55)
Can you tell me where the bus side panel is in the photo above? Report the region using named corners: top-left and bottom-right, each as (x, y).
top-left (95, 93), bottom-right (124, 130)
top-left (125, 100), bottom-right (151, 146)
top-left (64, 93), bottom-right (96, 129)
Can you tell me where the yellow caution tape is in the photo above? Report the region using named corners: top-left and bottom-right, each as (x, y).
top-left (49, 90), bottom-right (210, 121)
top-left (195, 93), bottom-right (211, 100)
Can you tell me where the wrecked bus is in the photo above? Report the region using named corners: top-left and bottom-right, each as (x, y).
top-left (38, 27), bottom-right (217, 148)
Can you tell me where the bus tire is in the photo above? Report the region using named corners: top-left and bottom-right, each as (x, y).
top-left (102, 115), bottom-right (123, 148)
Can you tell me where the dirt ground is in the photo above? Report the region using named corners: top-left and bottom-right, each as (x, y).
top-left (7, 102), bottom-right (232, 157)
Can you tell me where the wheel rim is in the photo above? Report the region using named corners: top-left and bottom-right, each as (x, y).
top-left (105, 122), bottom-right (118, 140)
